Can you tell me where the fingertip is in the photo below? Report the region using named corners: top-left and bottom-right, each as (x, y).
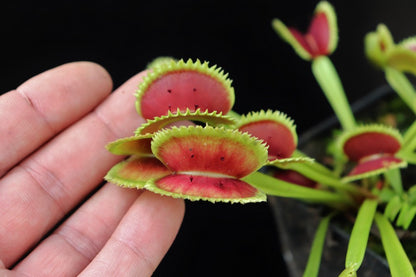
top-left (73, 61), bottom-right (113, 91)
top-left (60, 61), bottom-right (114, 95)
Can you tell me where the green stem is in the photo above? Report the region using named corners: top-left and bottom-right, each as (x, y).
top-left (344, 199), bottom-right (378, 273)
top-left (243, 171), bottom-right (354, 210)
top-left (385, 67), bottom-right (416, 115)
top-left (374, 213), bottom-right (416, 277)
top-left (303, 213), bottom-right (335, 277)
top-left (311, 56), bottom-right (356, 130)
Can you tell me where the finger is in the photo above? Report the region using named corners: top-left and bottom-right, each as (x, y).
top-left (79, 192), bottom-right (185, 277)
top-left (0, 70), bottom-right (147, 267)
top-left (0, 62), bottom-right (113, 177)
top-left (13, 183), bottom-right (142, 276)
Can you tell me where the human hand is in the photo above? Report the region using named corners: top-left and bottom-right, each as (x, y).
top-left (0, 62), bottom-right (185, 276)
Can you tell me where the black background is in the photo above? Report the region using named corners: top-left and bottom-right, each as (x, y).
top-left (2, 1), bottom-right (416, 276)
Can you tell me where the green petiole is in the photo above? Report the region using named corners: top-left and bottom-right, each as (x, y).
top-left (311, 56), bottom-right (356, 131)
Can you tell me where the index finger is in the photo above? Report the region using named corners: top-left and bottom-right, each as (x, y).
top-left (0, 62), bottom-right (113, 177)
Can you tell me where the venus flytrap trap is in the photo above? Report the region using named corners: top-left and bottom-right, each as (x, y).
top-left (135, 59), bottom-right (234, 119)
top-left (337, 124), bottom-right (407, 183)
top-left (146, 125), bottom-right (268, 203)
top-left (235, 110), bottom-right (309, 164)
top-left (272, 1), bottom-right (356, 131)
top-left (271, 2), bottom-right (338, 60)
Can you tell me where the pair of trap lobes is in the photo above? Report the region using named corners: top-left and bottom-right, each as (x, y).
top-left (105, 59), bottom-right (300, 203)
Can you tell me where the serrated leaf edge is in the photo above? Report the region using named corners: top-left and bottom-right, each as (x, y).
top-left (135, 108), bottom-right (236, 135)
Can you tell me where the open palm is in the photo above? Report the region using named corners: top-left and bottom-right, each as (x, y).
top-left (0, 62), bottom-right (184, 276)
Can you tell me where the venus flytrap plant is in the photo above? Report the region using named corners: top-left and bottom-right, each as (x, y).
top-left (271, 1), bottom-right (416, 276)
top-left (104, 3), bottom-right (416, 272)
top-left (105, 55), bottom-right (402, 275)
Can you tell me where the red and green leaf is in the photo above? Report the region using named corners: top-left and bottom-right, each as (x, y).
top-left (236, 110), bottom-right (297, 161)
top-left (136, 59), bottom-right (235, 119)
top-left (272, 1), bottom-right (338, 60)
top-left (151, 125), bottom-right (268, 178)
top-left (338, 125), bottom-right (403, 162)
top-left (343, 155), bottom-right (407, 183)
